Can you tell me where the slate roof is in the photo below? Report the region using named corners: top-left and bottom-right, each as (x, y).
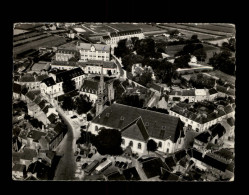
top-left (31, 61), bottom-right (50, 71)
top-left (227, 117), bottom-right (235, 127)
top-left (38, 100), bottom-right (47, 110)
top-left (213, 148), bottom-right (234, 161)
top-left (224, 105), bottom-right (234, 114)
top-left (107, 172), bottom-right (126, 181)
top-left (141, 157), bottom-right (168, 179)
top-left (174, 149), bottom-right (187, 162)
top-left (188, 149), bottom-right (228, 172)
top-left (160, 168), bottom-right (181, 181)
top-left (21, 87), bottom-right (29, 95)
top-left (164, 156), bottom-right (177, 171)
top-left (56, 48), bottom-right (78, 54)
top-left (13, 83), bottom-right (22, 94)
top-left (42, 105), bottom-right (52, 114)
top-left (76, 43), bottom-right (110, 52)
top-left (121, 117), bottom-right (149, 142)
top-left (182, 89), bottom-right (195, 96)
top-left (85, 60), bottom-right (116, 69)
top-left (150, 83), bottom-right (163, 92)
top-left (36, 74), bottom-right (49, 82)
top-left (216, 85), bottom-right (228, 93)
top-left (81, 80), bottom-right (99, 91)
top-left (33, 96), bottom-right (42, 105)
top-left (48, 113), bottom-right (57, 123)
top-left (209, 88), bottom-right (218, 95)
top-left (92, 103), bottom-right (181, 142)
top-left (41, 77), bottom-right (56, 87)
top-left (19, 75), bottom-right (36, 82)
top-left (18, 148), bottom-right (37, 161)
top-left (54, 122), bottom-right (66, 135)
top-left (55, 67), bottom-right (84, 83)
top-left (51, 60), bottom-right (78, 67)
top-left (109, 29), bottom-right (143, 37)
top-left (12, 164), bottom-right (26, 172)
top-left (122, 167), bottom-right (141, 181)
top-left (169, 90), bottom-right (182, 96)
top-left (26, 91), bottom-right (36, 101)
top-left (195, 132), bottom-right (211, 143)
top-left (26, 130), bottom-right (47, 142)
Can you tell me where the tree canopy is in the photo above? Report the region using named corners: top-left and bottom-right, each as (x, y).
top-left (62, 79), bottom-right (76, 94)
top-left (189, 73), bottom-right (215, 89)
top-left (117, 94), bottom-right (145, 108)
top-left (208, 50), bottom-right (235, 76)
top-left (147, 139), bottom-right (158, 152)
top-left (174, 54), bottom-right (191, 68)
top-left (94, 128), bottom-right (123, 155)
top-left (61, 96), bottom-right (75, 111)
top-left (74, 94), bottom-right (92, 115)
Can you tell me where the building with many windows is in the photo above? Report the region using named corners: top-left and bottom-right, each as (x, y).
top-left (40, 67), bottom-right (85, 97)
top-left (76, 42), bottom-right (111, 62)
top-left (100, 29), bottom-right (144, 48)
top-left (88, 103), bottom-right (185, 154)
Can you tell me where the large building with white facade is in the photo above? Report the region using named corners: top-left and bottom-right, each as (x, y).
top-left (87, 103), bottom-right (185, 154)
top-left (100, 29), bottom-right (144, 48)
top-left (169, 102), bottom-right (235, 133)
top-left (76, 42), bottom-right (111, 62)
top-left (55, 49), bottom-right (80, 62)
top-left (40, 67), bottom-right (85, 97)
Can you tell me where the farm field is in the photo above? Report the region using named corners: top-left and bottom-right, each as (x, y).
top-left (14, 23), bottom-right (44, 30)
top-left (178, 23), bottom-right (235, 34)
top-left (208, 70), bottom-right (235, 85)
top-left (13, 31), bottom-right (42, 42)
top-left (157, 25), bottom-right (220, 40)
top-left (13, 34), bottom-right (50, 47)
top-left (14, 29), bottom-right (29, 36)
top-left (165, 44), bottom-right (185, 57)
top-left (202, 43), bottom-right (221, 63)
top-left (158, 23), bottom-right (233, 37)
top-left (13, 36), bottom-right (67, 56)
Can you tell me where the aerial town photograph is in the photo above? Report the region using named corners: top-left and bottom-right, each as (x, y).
top-left (12, 23), bottom-right (235, 181)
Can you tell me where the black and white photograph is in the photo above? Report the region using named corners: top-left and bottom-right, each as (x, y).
top-left (12, 22), bottom-right (235, 181)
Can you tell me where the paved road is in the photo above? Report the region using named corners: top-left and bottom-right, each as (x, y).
top-left (53, 107), bottom-right (81, 180)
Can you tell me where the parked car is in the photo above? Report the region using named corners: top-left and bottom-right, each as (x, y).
top-left (82, 163), bottom-right (88, 169)
top-left (118, 162), bottom-right (124, 168)
top-left (76, 156), bottom-right (81, 162)
top-left (88, 153), bottom-right (93, 158)
top-left (100, 157), bottom-right (107, 163)
top-left (115, 161), bottom-right (120, 167)
top-left (74, 151), bottom-right (79, 156)
top-left (71, 115), bottom-right (77, 119)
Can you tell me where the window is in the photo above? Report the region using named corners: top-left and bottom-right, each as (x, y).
top-left (95, 126), bottom-right (98, 131)
top-left (138, 143), bottom-right (141, 149)
top-left (166, 148), bottom-right (169, 153)
top-left (122, 139), bottom-right (125, 145)
top-left (158, 142), bottom-right (162, 148)
top-left (129, 141), bottom-right (133, 147)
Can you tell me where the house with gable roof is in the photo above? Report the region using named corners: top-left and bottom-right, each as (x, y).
top-left (88, 103), bottom-right (185, 154)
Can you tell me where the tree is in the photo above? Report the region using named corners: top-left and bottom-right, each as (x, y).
top-left (193, 48), bottom-right (207, 62)
top-left (62, 79), bottom-right (76, 93)
top-left (208, 50), bottom-right (235, 76)
top-left (169, 29), bottom-right (180, 37)
top-left (174, 54), bottom-right (191, 68)
top-left (147, 139), bottom-right (158, 153)
top-left (94, 128), bottom-right (123, 155)
top-left (75, 95), bottom-right (92, 115)
top-left (191, 34), bottom-right (198, 41)
top-left (29, 118), bottom-right (43, 129)
top-left (137, 71), bottom-right (152, 86)
top-left (114, 39), bottom-right (131, 58)
top-left (61, 96), bottom-right (75, 111)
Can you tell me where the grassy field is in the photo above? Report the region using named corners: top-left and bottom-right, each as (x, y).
top-left (14, 23), bottom-right (44, 30)
top-left (178, 23), bottom-right (235, 34)
top-left (84, 23), bottom-right (117, 34)
top-left (158, 23), bottom-right (233, 37)
top-left (13, 34), bottom-right (50, 47)
top-left (208, 70), bottom-right (235, 85)
top-left (13, 31), bottom-right (42, 42)
top-left (13, 36), bottom-right (67, 56)
top-left (165, 44), bottom-right (185, 57)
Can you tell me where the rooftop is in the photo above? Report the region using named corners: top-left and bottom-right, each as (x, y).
top-left (55, 67), bottom-right (84, 83)
top-left (92, 103), bottom-right (182, 142)
top-left (13, 82), bottom-right (22, 94)
top-left (81, 79), bottom-right (99, 91)
top-left (12, 164), bottom-right (26, 172)
top-left (31, 61), bottom-right (50, 71)
top-left (26, 130), bottom-right (47, 142)
top-left (85, 60), bottom-right (117, 69)
top-left (76, 42), bottom-right (110, 52)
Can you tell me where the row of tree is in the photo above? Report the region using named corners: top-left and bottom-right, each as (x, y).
top-left (76, 128), bottom-right (159, 156)
top-left (61, 94), bottom-right (93, 115)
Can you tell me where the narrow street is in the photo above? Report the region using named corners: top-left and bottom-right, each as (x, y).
top-left (53, 106), bottom-right (81, 180)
